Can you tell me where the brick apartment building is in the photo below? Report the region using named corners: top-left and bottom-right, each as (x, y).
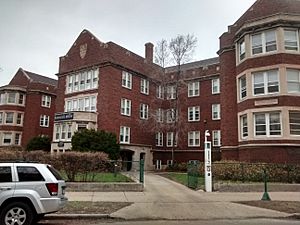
top-left (219, 0), bottom-right (300, 164)
top-left (1, 0), bottom-right (300, 167)
top-left (0, 68), bottom-right (57, 148)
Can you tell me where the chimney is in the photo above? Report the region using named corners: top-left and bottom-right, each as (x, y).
top-left (145, 42), bottom-right (154, 63)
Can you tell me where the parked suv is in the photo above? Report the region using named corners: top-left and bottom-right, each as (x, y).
top-left (0, 162), bottom-right (67, 225)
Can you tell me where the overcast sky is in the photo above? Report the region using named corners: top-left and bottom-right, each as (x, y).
top-left (0, 0), bottom-right (256, 86)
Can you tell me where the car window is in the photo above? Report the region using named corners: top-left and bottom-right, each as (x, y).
top-left (0, 167), bottom-right (12, 182)
top-left (47, 165), bottom-right (64, 180)
top-left (17, 166), bottom-right (45, 182)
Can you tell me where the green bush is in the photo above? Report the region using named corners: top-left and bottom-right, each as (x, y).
top-left (26, 136), bottom-right (51, 152)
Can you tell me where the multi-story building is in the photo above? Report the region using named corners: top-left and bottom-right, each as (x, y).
top-left (219, 0), bottom-right (300, 163)
top-left (51, 30), bottom-right (221, 169)
top-left (0, 68), bottom-right (57, 148)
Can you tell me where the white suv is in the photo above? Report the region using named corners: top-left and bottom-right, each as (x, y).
top-left (0, 162), bottom-right (67, 225)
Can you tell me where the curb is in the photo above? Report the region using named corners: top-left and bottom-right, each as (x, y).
top-left (287, 213), bottom-right (300, 220)
top-left (45, 213), bottom-right (111, 220)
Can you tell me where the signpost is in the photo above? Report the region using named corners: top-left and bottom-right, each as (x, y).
top-left (204, 130), bottom-right (212, 192)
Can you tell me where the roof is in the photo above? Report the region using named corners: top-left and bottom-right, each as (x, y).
top-left (23, 70), bottom-right (57, 87)
top-left (165, 57), bottom-right (219, 73)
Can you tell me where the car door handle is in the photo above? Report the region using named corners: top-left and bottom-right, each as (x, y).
top-left (0, 187), bottom-right (12, 191)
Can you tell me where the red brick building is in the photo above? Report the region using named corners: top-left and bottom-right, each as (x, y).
top-left (219, 0), bottom-right (300, 164)
top-left (0, 68), bottom-right (57, 148)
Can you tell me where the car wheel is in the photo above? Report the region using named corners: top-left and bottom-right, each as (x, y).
top-left (0, 202), bottom-right (34, 225)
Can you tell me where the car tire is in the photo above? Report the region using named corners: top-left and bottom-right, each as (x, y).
top-left (0, 202), bottom-right (34, 225)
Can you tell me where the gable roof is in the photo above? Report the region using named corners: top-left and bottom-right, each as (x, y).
top-left (23, 69), bottom-right (57, 86)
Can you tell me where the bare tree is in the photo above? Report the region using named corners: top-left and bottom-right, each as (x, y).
top-left (151, 34), bottom-right (197, 165)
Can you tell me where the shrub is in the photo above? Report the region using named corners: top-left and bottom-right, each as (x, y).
top-left (26, 136), bottom-right (51, 152)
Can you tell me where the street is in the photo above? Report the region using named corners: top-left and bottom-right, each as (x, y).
top-left (38, 218), bottom-right (300, 225)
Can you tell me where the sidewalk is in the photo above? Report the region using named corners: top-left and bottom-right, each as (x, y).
top-left (62, 173), bottom-right (299, 221)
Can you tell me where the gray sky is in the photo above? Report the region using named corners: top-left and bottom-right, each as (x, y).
top-left (0, 0), bottom-right (256, 86)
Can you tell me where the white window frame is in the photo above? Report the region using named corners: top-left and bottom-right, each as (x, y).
top-left (0, 112), bottom-right (3, 124)
top-left (156, 108), bottom-right (164, 123)
top-left (240, 115), bottom-right (248, 138)
top-left (166, 132), bottom-right (177, 147)
top-left (5, 112), bottom-right (14, 124)
top-left (42, 95), bottom-right (51, 108)
top-left (252, 70), bottom-right (279, 96)
top-left (140, 78), bottom-right (149, 95)
top-left (16, 113), bottom-right (23, 125)
top-left (212, 104), bottom-right (221, 120)
top-left (212, 78), bottom-right (220, 94)
top-left (14, 133), bottom-right (21, 145)
top-left (7, 92), bottom-right (16, 104)
top-left (120, 126), bottom-right (130, 144)
top-left (155, 132), bottom-right (164, 147)
top-left (212, 130), bottom-right (221, 147)
top-left (122, 71), bottom-right (132, 89)
top-left (251, 29), bottom-right (277, 55)
top-left (40, 115), bottom-right (50, 127)
top-left (188, 131), bottom-right (200, 147)
top-left (3, 133), bottom-right (12, 145)
top-left (289, 111), bottom-right (300, 135)
top-left (121, 98), bottom-right (131, 116)
top-left (239, 39), bottom-right (246, 61)
top-left (284, 29), bottom-right (299, 51)
top-left (167, 85), bottom-right (176, 100)
top-left (140, 103), bottom-right (149, 120)
top-left (188, 106), bottom-right (200, 122)
top-left (188, 81), bottom-right (200, 97)
top-left (156, 85), bottom-right (164, 99)
top-left (287, 69), bottom-right (300, 93)
top-left (254, 112), bottom-right (282, 137)
top-left (239, 75), bottom-right (247, 100)
top-left (166, 108), bottom-right (176, 123)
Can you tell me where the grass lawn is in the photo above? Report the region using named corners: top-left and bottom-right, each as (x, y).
top-left (61, 171), bottom-right (133, 182)
top-left (160, 172), bottom-right (204, 189)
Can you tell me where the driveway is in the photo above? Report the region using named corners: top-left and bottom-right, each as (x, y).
top-left (111, 173), bottom-right (289, 220)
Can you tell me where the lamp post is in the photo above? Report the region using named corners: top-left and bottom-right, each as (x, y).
top-left (204, 130), bottom-right (212, 192)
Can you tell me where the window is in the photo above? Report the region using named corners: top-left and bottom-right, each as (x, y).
top-left (15, 133), bottom-right (21, 145)
top-left (78, 99), bottom-right (84, 111)
top-left (156, 108), bottom-right (164, 123)
top-left (212, 78), bottom-right (220, 94)
top-left (188, 131), bottom-right (200, 147)
top-left (3, 133), bottom-right (12, 145)
top-left (255, 112), bottom-right (281, 136)
top-left (122, 71), bottom-right (132, 89)
top-left (67, 124), bottom-right (72, 139)
top-left (73, 99), bottom-right (78, 111)
top-left (5, 112), bottom-right (13, 124)
top-left (287, 69), bottom-right (300, 93)
top-left (0, 93), bottom-right (6, 105)
top-left (140, 104), bottom-right (149, 120)
top-left (91, 96), bottom-right (96, 111)
top-left (140, 79), bottom-right (149, 95)
top-left (84, 98), bottom-right (90, 111)
top-left (0, 167), bottom-right (12, 182)
top-left (65, 95), bottom-right (96, 112)
top-left (156, 85), bottom-right (164, 99)
top-left (0, 112), bottom-right (2, 124)
top-left (188, 106), bottom-right (200, 122)
top-left (239, 76), bottom-right (247, 99)
top-left (155, 132), bottom-right (163, 146)
top-left (239, 39), bottom-right (246, 61)
top-left (166, 108), bottom-right (176, 123)
top-left (121, 98), bottom-right (131, 116)
top-left (61, 124), bottom-right (66, 140)
top-left (251, 30), bottom-right (277, 55)
top-left (17, 167), bottom-right (45, 182)
top-left (241, 115), bottom-right (248, 138)
top-left (166, 132), bottom-right (177, 147)
top-left (289, 111), bottom-right (300, 135)
top-left (42, 95), bottom-right (51, 108)
top-left (18, 94), bottom-right (24, 105)
top-left (167, 85), bottom-right (176, 99)
top-left (66, 68), bottom-right (99, 93)
top-left (188, 81), bottom-right (200, 97)
top-left (16, 113), bottom-right (22, 125)
top-left (7, 93), bottom-right (16, 104)
top-left (212, 130), bottom-right (221, 146)
top-left (40, 115), bottom-right (49, 127)
top-left (120, 126), bottom-right (130, 144)
top-left (55, 125), bottom-right (61, 140)
top-left (253, 70), bottom-right (279, 95)
top-left (212, 104), bottom-right (221, 120)
top-left (284, 29), bottom-right (299, 51)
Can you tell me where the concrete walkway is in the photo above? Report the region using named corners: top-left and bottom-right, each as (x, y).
top-left (66, 173), bottom-right (298, 220)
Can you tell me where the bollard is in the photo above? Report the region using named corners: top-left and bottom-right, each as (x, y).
top-left (261, 168), bottom-right (271, 201)
top-left (139, 159), bottom-right (144, 183)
